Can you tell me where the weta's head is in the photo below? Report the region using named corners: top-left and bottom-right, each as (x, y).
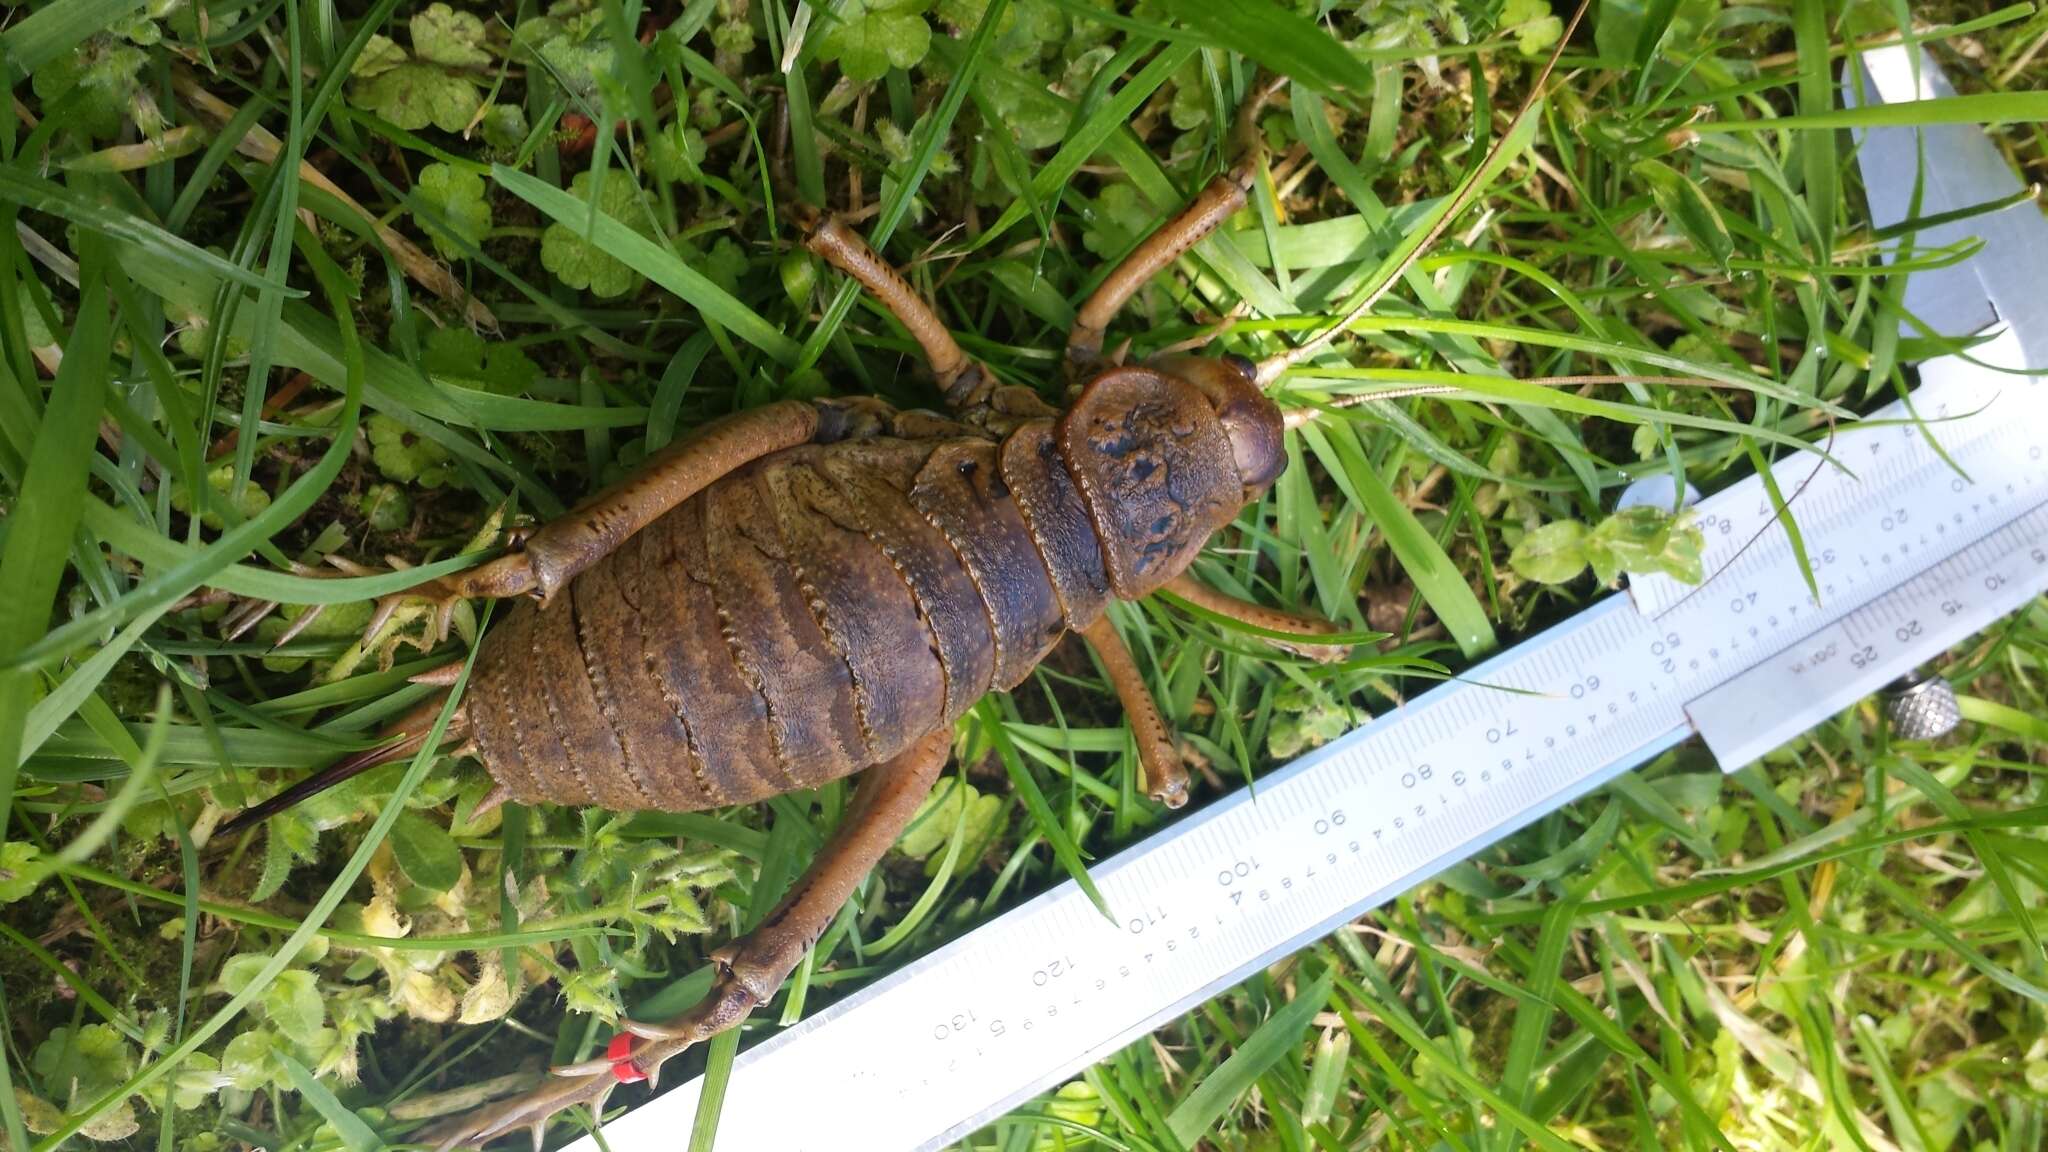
top-left (1056, 354), bottom-right (1285, 599)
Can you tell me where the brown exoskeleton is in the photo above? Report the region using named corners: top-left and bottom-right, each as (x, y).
top-left (220, 85), bottom-right (1349, 1149)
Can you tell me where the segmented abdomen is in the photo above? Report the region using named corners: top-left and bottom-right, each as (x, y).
top-left (466, 420), bottom-right (1109, 811)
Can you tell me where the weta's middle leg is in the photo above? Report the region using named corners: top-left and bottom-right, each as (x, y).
top-left (1065, 73), bottom-right (1288, 381)
top-left (357, 394), bottom-right (897, 650)
top-left (800, 212), bottom-right (984, 404)
top-left (799, 212), bottom-right (1057, 427)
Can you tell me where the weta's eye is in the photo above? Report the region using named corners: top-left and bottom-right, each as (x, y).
top-left (1221, 353), bottom-right (1257, 381)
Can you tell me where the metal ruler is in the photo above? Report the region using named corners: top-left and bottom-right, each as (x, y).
top-left (573, 47), bottom-right (2048, 1152)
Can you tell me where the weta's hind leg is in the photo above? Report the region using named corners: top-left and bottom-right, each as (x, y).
top-left (424, 729), bottom-right (952, 1150)
top-left (1079, 616), bottom-right (1189, 809)
top-left (612, 728), bottom-right (950, 1045)
top-left (369, 396), bottom-right (894, 644)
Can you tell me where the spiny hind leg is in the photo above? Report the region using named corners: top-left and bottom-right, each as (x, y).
top-left (1079, 615), bottom-right (1189, 809)
top-left (1160, 573), bottom-right (1354, 664)
top-left (1065, 72), bottom-right (1289, 380)
top-left (423, 729), bottom-right (952, 1149)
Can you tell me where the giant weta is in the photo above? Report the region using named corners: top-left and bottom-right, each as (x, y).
top-left (221, 93), bottom-right (1351, 1148)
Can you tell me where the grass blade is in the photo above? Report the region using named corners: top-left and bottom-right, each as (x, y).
top-left (978, 699), bottom-right (1110, 919)
top-left (0, 238), bottom-right (113, 1152)
top-left (0, 0), bottom-right (144, 74)
top-left (1302, 420), bottom-right (1495, 657)
top-left (1691, 92), bottom-right (2048, 132)
top-left (278, 1054), bottom-right (384, 1152)
top-left (1166, 966), bottom-right (1333, 1146)
top-left (0, 167), bottom-right (291, 296)
top-left (493, 166), bottom-right (803, 365)
top-left (1154, 0), bottom-right (1373, 96)
top-left (970, 41), bottom-right (1197, 251)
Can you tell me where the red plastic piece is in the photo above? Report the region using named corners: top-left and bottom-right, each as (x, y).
top-left (606, 1032), bottom-right (647, 1083)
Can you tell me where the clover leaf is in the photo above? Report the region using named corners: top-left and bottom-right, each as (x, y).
top-left (1592, 506), bottom-right (1705, 586)
top-left (818, 0), bottom-right (933, 83)
top-left (1168, 61), bottom-right (1211, 131)
top-left (648, 121), bottom-right (706, 183)
top-left (877, 115), bottom-right (957, 222)
top-left (711, 13), bottom-right (755, 60)
top-left (171, 1053), bottom-right (229, 1111)
top-left (31, 1024), bottom-right (136, 1096)
top-left (1501, 0), bottom-right (1562, 55)
top-left (1080, 183), bottom-right (1155, 259)
top-left (1267, 682), bottom-right (1370, 759)
top-left (351, 34), bottom-right (408, 79)
top-left (413, 163), bottom-right (491, 260)
top-left (220, 1030), bottom-right (279, 1091)
top-left (357, 483), bottom-right (414, 532)
top-left (897, 777), bottom-right (1005, 878)
top-left (1508, 519), bottom-right (1589, 586)
top-left (1509, 508), bottom-right (1704, 587)
top-left (170, 463), bottom-right (273, 530)
top-left (478, 103), bottom-right (529, 151)
top-left (367, 414), bottom-right (456, 487)
top-left (540, 171), bottom-right (654, 298)
top-left (700, 236), bottom-right (749, 296)
top-left (0, 841), bottom-right (51, 904)
top-left (262, 971), bottom-right (328, 1046)
top-left (937, 0), bottom-right (1064, 68)
top-left (981, 65), bottom-right (1067, 149)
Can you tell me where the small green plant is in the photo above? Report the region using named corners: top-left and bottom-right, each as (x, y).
top-left (540, 171), bottom-right (656, 297)
top-left (818, 0), bottom-right (936, 83)
top-left (1510, 505), bottom-right (1705, 587)
top-left (412, 164), bottom-right (493, 261)
top-left (350, 5), bottom-right (496, 132)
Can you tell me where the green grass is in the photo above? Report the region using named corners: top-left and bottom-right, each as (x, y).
top-left (3, 0), bottom-right (2048, 1150)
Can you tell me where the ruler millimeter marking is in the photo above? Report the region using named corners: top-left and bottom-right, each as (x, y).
top-left (573, 327), bottom-right (2048, 1150)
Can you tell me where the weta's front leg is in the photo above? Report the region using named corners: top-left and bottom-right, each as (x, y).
top-left (425, 729), bottom-right (952, 1150)
top-left (1077, 581), bottom-right (1352, 810)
